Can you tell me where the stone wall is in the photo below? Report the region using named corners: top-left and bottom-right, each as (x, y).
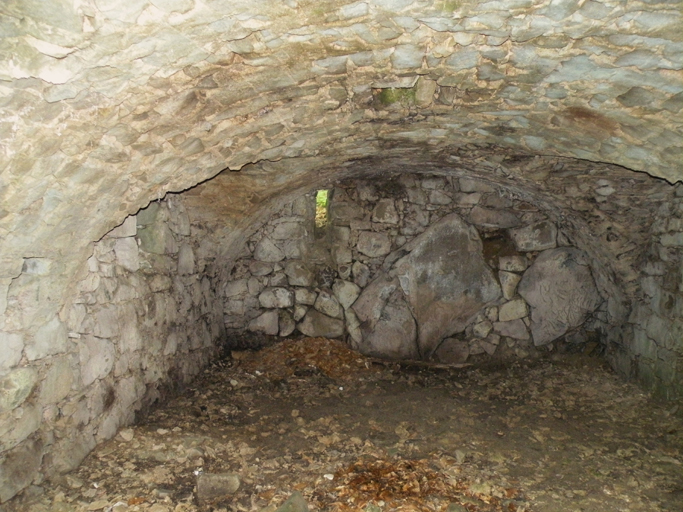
top-left (225, 173), bottom-right (608, 364)
top-left (222, 166), bottom-right (682, 398)
top-left (0, 195), bottom-right (225, 502)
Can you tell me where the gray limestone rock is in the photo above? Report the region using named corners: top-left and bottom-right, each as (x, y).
top-left (352, 275), bottom-right (419, 360)
top-left (0, 437), bottom-right (43, 503)
top-left (38, 357), bottom-right (73, 404)
top-left (253, 237), bottom-right (285, 262)
top-left (0, 404), bottom-right (41, 452)
top-left (249, 261), bottom-right (273, 276)
top-left (279, 310), bottom-right (296, 337)
top-left (469, 206), bottom-right (520, 229)
top-left (272, 222), bottom-right (305, 240)
top-left (297, 310), bottom-right (345, 338)
top-left (493, 319), bottom-right (530, 340)
top-left (285, 260), bottom-right (315, 287)
top-left (0, 368), bottom-right (38, 413)
top-left (314, 290), bottom-right (343, 319)
top-left (392, 213), bottom-right (501, 358)
top-left (294, 288), bottom-right (317, 306)
top-left (357, 231), bottom-right (392, 257)
top-left (79, 335), bottom-right (115, 386)
top-left (518, 248), bottom-right (601, 346)
top-left (138, 224), bottom-right (178, 255)
top-left (352, 261), bottom-right (371, 287)
top-left (259, 288), bottom-right (293, 309)
top-left (114, 237), bottom-right (140, 272)
top-left (332, 280), bottom-right (361, 310)
top-left (499, 255), bottom-right (528, 272)
top-left (372, 199), bottom-right (399, 224)
top-left (248, 310), bottom-right (279, 336)
top-left (499, 271), bottom-right (522, 300)
top-left (509, 221), bottom-right (557, 252)
top-left (177, 244), bottom-right (195, 275)
top-left (0, 332), bottom-right (23, 372)
top-left (26, 316), bottom-right (67, 361)
top-left (498, 298), bottom-right (528, 322)
top-left (197, 473), bottom-right (241, 503)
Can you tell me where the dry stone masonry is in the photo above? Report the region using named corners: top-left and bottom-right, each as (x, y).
top-left (224, 174), bottom-right (608, 363)
top-left (0, 0), bottom-right (681, 504)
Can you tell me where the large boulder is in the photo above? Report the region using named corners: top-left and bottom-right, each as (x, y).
top-left (391, 213), bottom-right (501, 358)
top-left (518, 248), bottom-right (601, 346)
top-left (352, 274), bottom-right (418, 360)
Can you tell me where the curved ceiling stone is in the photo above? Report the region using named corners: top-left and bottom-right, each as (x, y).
top-left (0, 0), bottom-right (681, 322)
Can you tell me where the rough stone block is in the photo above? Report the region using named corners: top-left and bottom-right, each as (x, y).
top-left (0, 437), bottom-right (43, 503)
top-left (114, 237), bottom-right (140, 272)
top-left (0, 367), bottom-right (38, 414)
top-left (225, 279), bottom-right (248, 297)
top-left (332, 280), bottom-right (361, 310)
top-left (285, 261), bottom-right (314, 287)
top-left (372, 199), bottom-right (399, 224)
top-left (79, 335), bottom-right (115, 386)
top-left (253, 237), bottom-right (285, 262)
top-left (272, 222), bottom-right (305, 240)
top-left (498, 299), bottom-right (528, 322)
top-left (314, 290), bottom-right (343, 319)
top-left (197, 473), bottom-right (241, 503)
top-left (279, 310), bottom-right (296, 337)
top-left (499, 271), bottom-right (522, 300)
top-left (493, 319), bottom-right (529, 340)
top-left (509, 221), bottom-right (557, 252)
top-left (26, 316), bottom-right (67, 361)
top-left (38, 357), bottom-right (73, 404)
top-left (392, 213), bottom-right (501, 357)
top-left (357, 231), bottom-right (392, 257)
top-left (259, 288), bottom-right (294, 309)
top-left (297, 310), bottom-right (345, 338)
top-left (249, 261), bottom-right (273, 276)
top-left (294, 288), bottom-right (317, 305)
top-left (0, 332), bottom-right (24, 372)
top-left (0, 404), bottom-right (41, 452)
top-left (498, 255), bottom-right (528, 272)
top-left (177, 244), bottom-right (195, 275)
top-left (518, 248), bottom-right (601, 346)
top-left (138, 224), bottom-right (178, 255)
top-left (248, 311), bottom-right (279, 336)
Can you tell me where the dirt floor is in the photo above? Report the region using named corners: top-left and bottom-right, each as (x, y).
top-left (5, 337), bottom-right (682, 512)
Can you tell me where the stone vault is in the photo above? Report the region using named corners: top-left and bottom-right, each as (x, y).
top-left (0, 0), bottom-right (681, 503)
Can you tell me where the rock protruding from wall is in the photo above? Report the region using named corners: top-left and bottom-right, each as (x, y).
top-left (392, 213), bottom-right (501, 358)
top-left (518, 248), bottom-right (602, 346)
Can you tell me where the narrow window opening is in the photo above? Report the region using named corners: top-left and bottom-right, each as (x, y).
top-left (315, 189), bottom-right (330, 232)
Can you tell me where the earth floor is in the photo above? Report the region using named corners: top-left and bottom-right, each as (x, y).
top-left (5, 337), bottom-right (682, 512)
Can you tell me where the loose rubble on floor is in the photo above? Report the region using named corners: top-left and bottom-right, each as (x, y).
top-left (5, 337), bottom-right (681, 512)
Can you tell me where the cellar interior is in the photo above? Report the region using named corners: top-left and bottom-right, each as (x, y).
top-left (0, 0), bottom-right (682, 510)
